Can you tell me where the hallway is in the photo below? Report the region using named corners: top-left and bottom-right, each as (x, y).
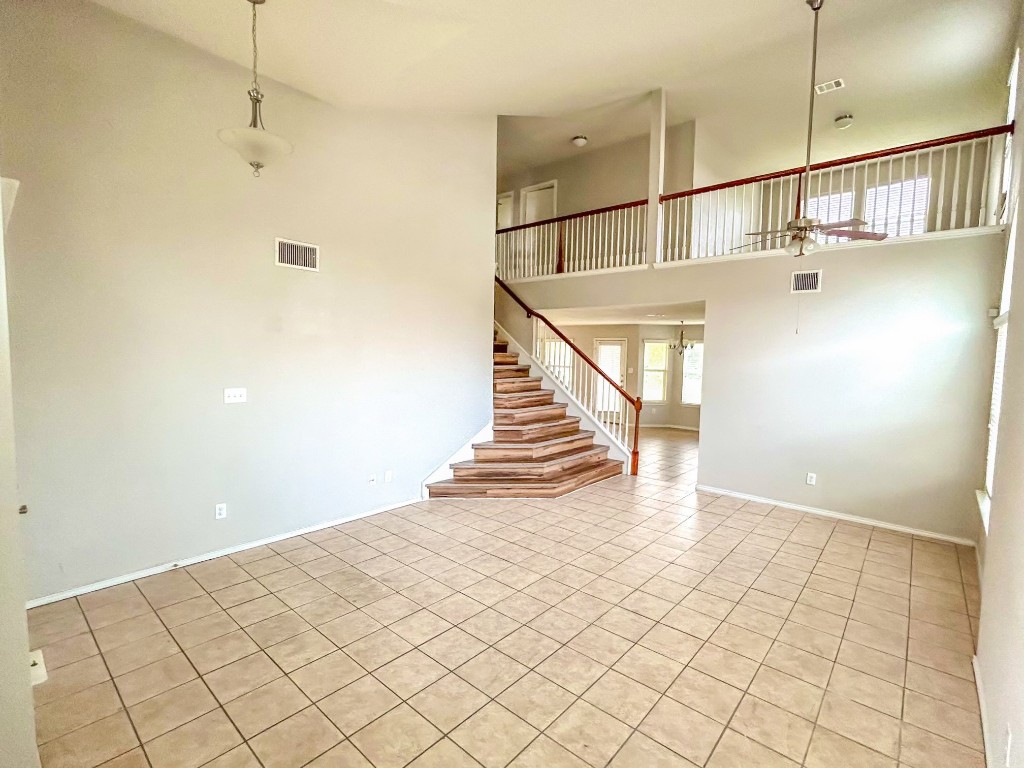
top-left (636, 427), bottom-right (699, 486)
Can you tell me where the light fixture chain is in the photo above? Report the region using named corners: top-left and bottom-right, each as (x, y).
top-left (251, 1), bottom-right (260, 93)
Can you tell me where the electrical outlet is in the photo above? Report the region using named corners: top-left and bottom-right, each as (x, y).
top-left (224, 388), bottom-right (247, 404)
top-left (369, 474), bottom-right (377, 486)
top-left (384, 470), bottom-right (394, 483)
top-left (1006, 725), bottom-right (1013, 768)
top-left (806, 473), bottom-right (817, 486)
top-left (215, 503), bottom-right (227, 520)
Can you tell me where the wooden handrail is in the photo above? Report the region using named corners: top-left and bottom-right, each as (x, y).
top-left (495, 276), bottom-right (643, 474)
top-left (661, 123), bottom-right (1015, 202)
top-left (496, 198), bottom-right (647, 235)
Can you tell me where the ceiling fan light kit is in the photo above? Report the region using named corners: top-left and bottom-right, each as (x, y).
top-left (218, 0), bottom-right (293, 177)
top-left (742, 0), bottom-right (887, 256)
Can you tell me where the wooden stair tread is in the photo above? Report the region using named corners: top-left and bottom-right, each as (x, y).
top-left (493, 403), bottom-right (563, 415)
top-left (474, 430), bottom-right (594, 450)
top-left (451, 445), bottom-right (607, 470)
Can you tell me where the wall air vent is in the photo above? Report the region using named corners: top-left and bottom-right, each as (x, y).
top-left (275, 238), bottom-right (319, 272)
top-left (814, 78), bottom-right (845, 95)
top-left (792, 269), bottom-right (822, 293)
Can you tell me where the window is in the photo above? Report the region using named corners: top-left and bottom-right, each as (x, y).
top-left (642, 341), bottom-right (670, 402)
top-left (805, 191), bottom-right (854, 244)
top-left (865, 177), bottom-right (931, 237)
top-left (681, 342), bottom-right (704, 405)
top-left (541, 338), bottom-right (573, 387)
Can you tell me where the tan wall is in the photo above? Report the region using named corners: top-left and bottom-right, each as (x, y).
top-left (506, 232), bottom-right (1002, 541)
top-left (498, 122), bottom-right (696, 219)
top-left (0, 0), bottom-right (496, 601)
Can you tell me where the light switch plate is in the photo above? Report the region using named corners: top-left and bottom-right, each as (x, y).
top-left (224, 388), bottom-right (247, 404)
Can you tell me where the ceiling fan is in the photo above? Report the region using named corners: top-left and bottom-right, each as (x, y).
top-left (743, 0), bottom-right (888, 256)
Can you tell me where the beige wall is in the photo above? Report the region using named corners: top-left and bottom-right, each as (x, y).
top-left (0, 176), bottom-right (40, 764)
top-left (975, 8), bottom-right (1024, 765)
top-left (0, 0), bottom-right (496, 601)
top-left (507, 232), bottom-right (1002, 541)
top-left (498, 122), bottom-right (695, 219)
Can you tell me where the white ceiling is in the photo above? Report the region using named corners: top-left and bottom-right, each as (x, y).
top-left (91, 0), bottom-right (1017, 182)
top-left (545, 302), bottom-right (706, 327)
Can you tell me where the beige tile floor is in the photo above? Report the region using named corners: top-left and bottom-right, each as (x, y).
top-left (28, 428), bottom-right (985, 768)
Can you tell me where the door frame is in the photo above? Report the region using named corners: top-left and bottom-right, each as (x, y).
top-left (496, 191), bottom-right (514, 230)
top-left (518, 179), bottom-right (558, 225)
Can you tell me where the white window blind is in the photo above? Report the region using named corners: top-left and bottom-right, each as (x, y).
top-left (985, 322), bottom-right (1009, 498)
top-left (681, 342), bottom-right (704, 405)
top-left (642, 341), bottom-right (670, 402)
top-left (865, 177), bottom-right (931, 237)
top-left (806, 191), bottom-right (854, 244)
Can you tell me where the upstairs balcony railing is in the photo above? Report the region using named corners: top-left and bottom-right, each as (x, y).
top-left (496, 124), bottom-right (1013, 280)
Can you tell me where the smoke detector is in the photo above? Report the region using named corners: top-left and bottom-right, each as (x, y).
top-left (834, 114), bottom-right (854, 130)
top-left (571, 135), bottom-right (588, 147)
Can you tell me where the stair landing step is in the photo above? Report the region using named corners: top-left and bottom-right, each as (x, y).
top-left (427, 459), bottom-right (624, 498)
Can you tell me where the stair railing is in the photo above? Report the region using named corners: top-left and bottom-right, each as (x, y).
top-left (495, 277), bottom-right (643, 475)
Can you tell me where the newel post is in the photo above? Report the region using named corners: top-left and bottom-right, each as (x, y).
top-left (631, 398), bottom-right (643, 475)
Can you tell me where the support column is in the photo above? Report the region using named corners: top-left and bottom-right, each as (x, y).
top-left (646, 88), bottom-right (667, 266)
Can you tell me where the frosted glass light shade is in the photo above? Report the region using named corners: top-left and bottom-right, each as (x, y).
top-left (784, 233), bottom-right (818, 256)
top-left (218, 127), bottom-right (293, 174)
top-left (1, 177), bottom-right (19, 228)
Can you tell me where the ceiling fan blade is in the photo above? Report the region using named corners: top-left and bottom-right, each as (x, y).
top-left (823, 229), bottom-right (888, 241)
top-left (815, 218), bottom-right (867, 230)
top-left (729, 238), bottom-right (774, 253)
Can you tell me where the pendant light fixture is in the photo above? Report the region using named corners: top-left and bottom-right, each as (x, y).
top-left (218, 0), bottom-right (292, 177)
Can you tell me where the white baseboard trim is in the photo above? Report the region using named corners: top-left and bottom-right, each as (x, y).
top-left (26, 497), bottom-right (421, 609)
top-left (972, 656), bottom-right (993, 768)
top-left (695, 484), bottom-right (976, 547)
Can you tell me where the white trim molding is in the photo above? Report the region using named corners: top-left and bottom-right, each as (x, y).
top-left (696, 484), bottom-right (977, 547)
top-left (973, 656), bottom-right (993, 768)
top-left (26, 497), bottom-right (421, 609)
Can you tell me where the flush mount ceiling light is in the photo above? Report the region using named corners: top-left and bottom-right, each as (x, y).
top-left (834, 114), bottom-right (854, 130)
top-left (218, 0), bottom-right (292, 177)
top-left (571, 135), bottom-right (589, 147)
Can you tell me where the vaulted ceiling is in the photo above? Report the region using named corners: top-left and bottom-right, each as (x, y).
top-left (91, 0), bottom-right (1018, 180)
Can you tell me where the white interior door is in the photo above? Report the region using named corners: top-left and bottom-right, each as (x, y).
top-left (594, 339), bottom-right (626, 422)
top-left (520, 181), bottom-right (557, 224)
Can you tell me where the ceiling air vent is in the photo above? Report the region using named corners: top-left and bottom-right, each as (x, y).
top-left (814, 78), bottom-right (845, 95)
top-left (276, 238), bottom-right (319, 272)
top-left (792, 269), bottom-right (822, 293)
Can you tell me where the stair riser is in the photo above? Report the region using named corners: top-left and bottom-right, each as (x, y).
top-left (453, 451), bottom-right (606, 480)
top-left (493, 343), bottom-right (508, 353)
top-left (493, 392), bottom-right (554, 409)
top-left (494, 405), bottom-right (567, 425)
top-left (493, 353), bottom-right (520, 365)
top-left (493, 422), bottom-right (579, 443)
top-left (474, 434), bottom-right (594, 462)
top-left (493, 367), bottom-right (531, 379)
top-left (493, 379), bottom-right (542, 394)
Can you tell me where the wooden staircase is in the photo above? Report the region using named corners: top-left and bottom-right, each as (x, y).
top-left (425, 339), bottom-right (624, 498)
